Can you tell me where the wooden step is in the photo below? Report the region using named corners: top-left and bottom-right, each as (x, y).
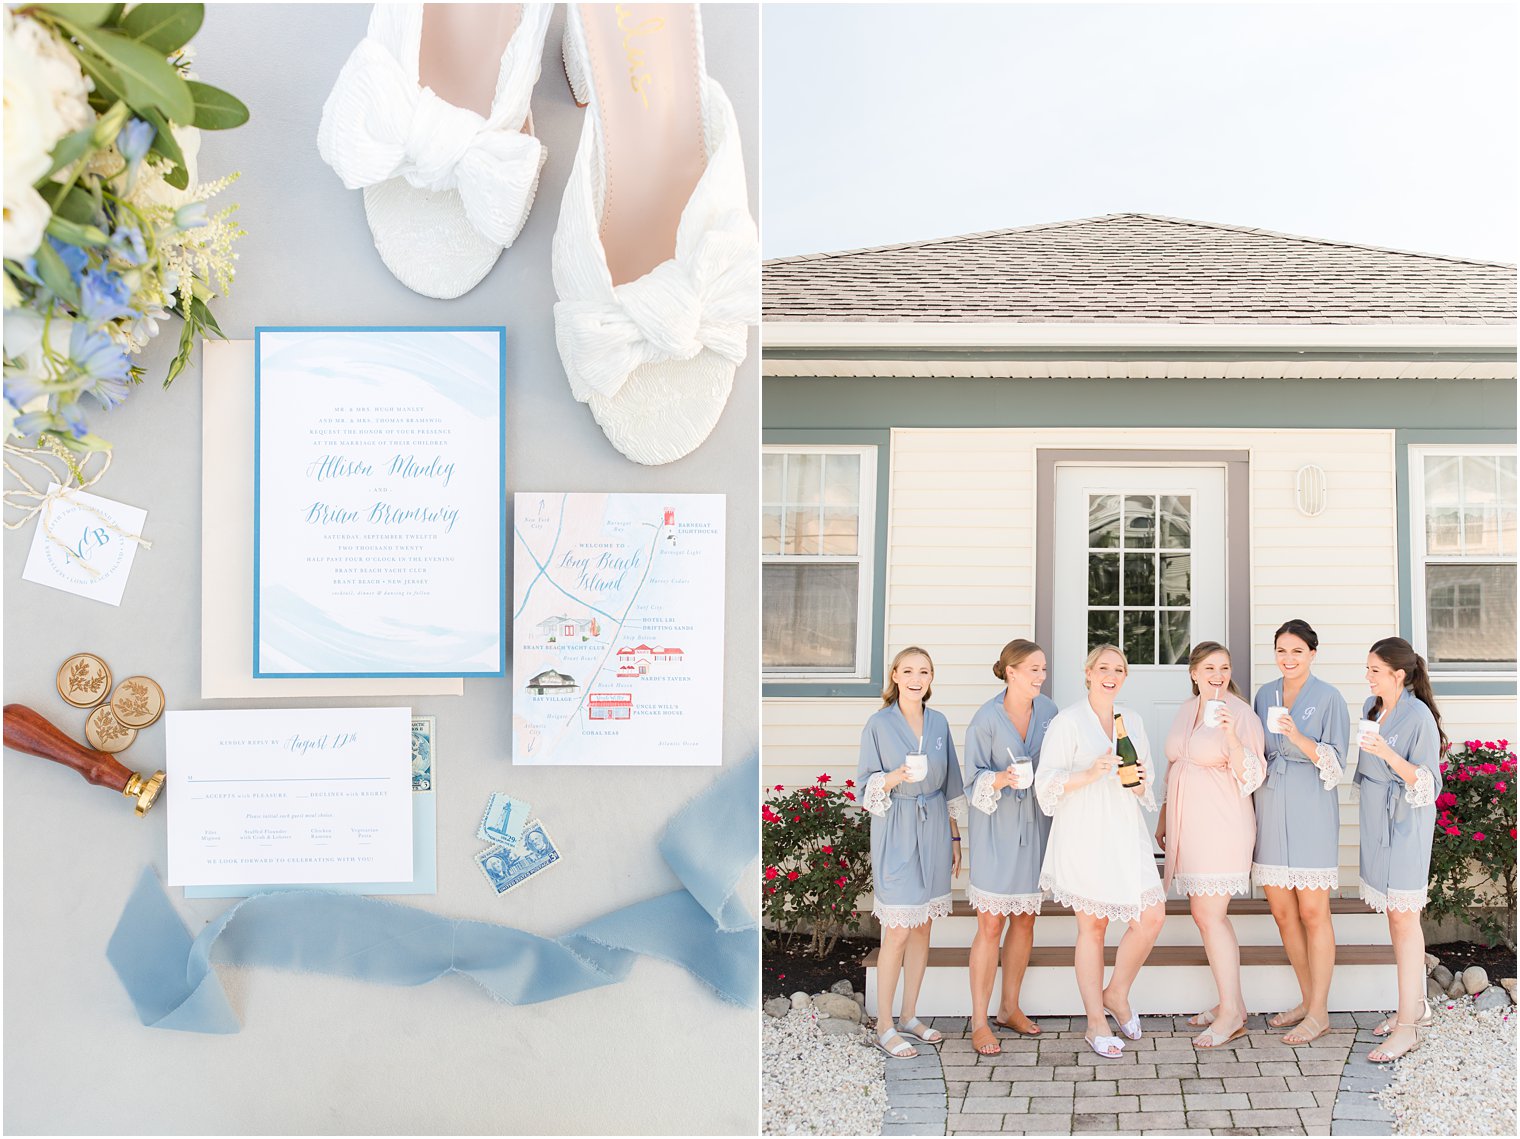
top-left (949, 897), bottom-right (1379, 919)
top-left (864, 943), bottom-right (1398, 1016)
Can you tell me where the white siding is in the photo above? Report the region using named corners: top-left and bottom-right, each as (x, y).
top-left (763, 427), bottom-right (1517, 895)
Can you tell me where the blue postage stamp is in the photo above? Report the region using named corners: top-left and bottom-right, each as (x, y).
top-left (475, 820), bottom-right (560, 896)
top-left (411, 716), bottom-right (435, 792)
top-left (476, 790), bottom-right (530, 848)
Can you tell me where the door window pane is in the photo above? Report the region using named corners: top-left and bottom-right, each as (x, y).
top-left (1088, 610), bottom-right (1118, 650)
top-left (1124, 612), bottom-right (1156, 665)
top-left (1123, 495), bottom-right (1156, 549)
top-left (1087, 491), bottom-right (1193, 668)
top-left (1161, 611), bottom-right (1191, 665)
top-left (1123, 552), bottom-right (1156, 607)
top-left (1089, 553), bottom-right (1120, 606)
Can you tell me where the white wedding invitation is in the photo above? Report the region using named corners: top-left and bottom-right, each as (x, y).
top-left (166, 707), bottom-right (414, 887)
top-left (254, 327), bottom-right (506, 678)
top-left (512, 493), bottom-right (725, 766)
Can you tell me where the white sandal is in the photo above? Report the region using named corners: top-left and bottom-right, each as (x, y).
top-left (898, 1017), bottom-right (943, 1044)
top-left (874, 1028), bottom-right (918, 1058)
top-left (552, 3), bottom-right (757, 466)
top-left (1085, 1033), bottom-right (1125, 1058)
top-left (318, 3), bottom-right (552, 298)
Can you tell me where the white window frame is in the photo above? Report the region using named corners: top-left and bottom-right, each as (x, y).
top-left (1409, 444), bottom-right (1517, 678)
top-left (762, 443), bottom-right (877, 682)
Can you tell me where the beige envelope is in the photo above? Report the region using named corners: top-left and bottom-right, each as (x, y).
top-left (200, 339), bottom-right (463, 699)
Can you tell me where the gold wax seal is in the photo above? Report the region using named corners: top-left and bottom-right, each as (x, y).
top-left (110, 676), bottom-right (165, 729)
top-left (57, 653), bottom-right (112, 709)
top-left (85, 704), bottom-right (137, 753)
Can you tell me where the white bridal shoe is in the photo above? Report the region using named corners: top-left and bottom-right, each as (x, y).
top-left (318, 4), bottom-right (552, 299)
top-left (552, 3), bottom-right (758, 466)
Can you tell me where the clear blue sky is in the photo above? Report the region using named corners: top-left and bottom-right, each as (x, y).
top-left (761, 3), bottom-right (1519, 263)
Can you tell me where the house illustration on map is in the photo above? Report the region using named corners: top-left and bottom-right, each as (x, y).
top-left (587, 692), bottom-right (633, 720)
top-left (613, 644), bottom-right (685, 676)
top-left (526, 669), bottom-right (579, 695)
top-left (534, 614), bottom-right (600, 642)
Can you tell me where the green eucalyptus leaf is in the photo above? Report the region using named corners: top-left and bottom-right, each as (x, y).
top-left (191, 295), bottom-right (225, 338)
top-left (39, 125), bottom-right (97, 182)
top-left (119, 2), bottom-right (203, 55)
top-left (32, 3), bottom-right (117, 28)
top-left (46, 215), bottom-right (111, 247)
top-left (34, 240), bottom-right (81, 306)
top-left (186, 81), bottom-right (249, 130)
top-left (40, 183), bottom-right (98, 226)
top-left (164, 162), bottom-right (189, 190)
top-left (68, 26), bottom-right (194, 122)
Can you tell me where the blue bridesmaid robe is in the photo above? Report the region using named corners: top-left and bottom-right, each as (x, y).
top-left (1252, 674), bottom-right (1349, 891)
top-left (858, 703), bottom-right (967, 928)
top-left (964, 693), bottom-right (1059, 914)
top-left (1353, 693), bottom-right (1442, 912)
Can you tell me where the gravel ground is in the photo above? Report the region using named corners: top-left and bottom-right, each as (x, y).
top-left (763, 1009), bottom-right (888, 1136)
top-left (1376, 997), bottom-right (1517, 1135)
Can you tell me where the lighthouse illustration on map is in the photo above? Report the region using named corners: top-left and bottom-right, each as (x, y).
top-left (511, 493), bottom-right (725, 766)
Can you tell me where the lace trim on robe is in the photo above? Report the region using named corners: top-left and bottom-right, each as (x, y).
top-left (872, 892), bottom-right (953, 929)
top-left (1404, 766), bottom-right (1436, 808)
top-left (1035, 767), bottom-right (1069, 816)
top-left (1314, 742), bottom-right (1345, 789)
top-left (966, 884), bottom-right (1042, 916)
top-left (1039, 875), bottom-right (1165, 923)
top-left (1171, 871), bottom-right (1251, 897)
top-left (862, 771), bottom-right (890, 818)
top-left (970, 771), bottom-right (1001, 816)
top-left (1359, 879), bottom-right (1427, 914)
top-left (1252, 863), bottom-right (1339, 891)
top-left (947, 794), bottom-right (969, 825)
top-left (1238, 749), bottom-right (1266, 796)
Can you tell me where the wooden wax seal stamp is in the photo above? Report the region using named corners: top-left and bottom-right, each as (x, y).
top-left (4, 704), bottom-right (164, 815)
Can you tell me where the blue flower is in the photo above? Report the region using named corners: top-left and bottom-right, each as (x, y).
top-left (69, 323), bottom-right (131, 395)
top-left (174, 202), bottom-right (209, 230)
top-left (80, 269), bottom-right (137, 327)
top-left (56, 396), bottom-right (92, 438)
top-left (2, 365), bottom-right (48, 409)
top-left (110, 225), bottom-right (147, 266)
top-left (117, 119), bottom-right (155, 166)
top-left (47, 236), bottom-right (88, 284)
top-left (12, 409), bottom-right (60, 439)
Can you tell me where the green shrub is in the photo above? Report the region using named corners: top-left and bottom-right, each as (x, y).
top-left (762, 773), bottom-right (871, 957)
top-left (1428, 739), bottom-right (1517, 948)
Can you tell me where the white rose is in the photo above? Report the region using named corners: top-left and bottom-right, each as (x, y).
top-left (2, 181), bottom-right (52, 259)
top-left (4, 14), bottom-right (62, 188)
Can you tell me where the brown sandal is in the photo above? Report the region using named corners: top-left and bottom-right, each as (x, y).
top-left (971, 1024), bottom-right (1001, 1055)
top-left (995, 1012), bottom-right (1042, 1036)
top-left (1283, 1015), bottom-right (1331, 1045)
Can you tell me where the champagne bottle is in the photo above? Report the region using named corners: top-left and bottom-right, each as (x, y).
top-left (1114, 713), bottom-right (1142, 787)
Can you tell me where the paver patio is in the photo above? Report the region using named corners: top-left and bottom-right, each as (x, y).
top-left (879, 1012), bottom-right (1396, 1137)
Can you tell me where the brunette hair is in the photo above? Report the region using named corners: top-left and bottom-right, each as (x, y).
top-left (1082, 643), bottom-right (1127, 689)
top-left (993, 638), bottom-right (1044, 683)
top-left (1188, 640), bottom-right (1244, 698)
top-left (882, 646), bottom-right (934, 707)
top-left (1274, 619), bottom-right (1319, 651)
top-left (1368, 637), bottom-right (1449, 754)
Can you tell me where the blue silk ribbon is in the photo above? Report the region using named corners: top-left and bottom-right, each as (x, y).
top-left (107, 754), bottom-right (758, 1033)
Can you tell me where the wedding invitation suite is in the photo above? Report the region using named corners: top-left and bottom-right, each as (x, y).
top-left (512, 493), bottom-right (725, 766)
top-left (166, 707), bottom-right (414, 887)
top-left (253, 327), bottom-right (506, 678)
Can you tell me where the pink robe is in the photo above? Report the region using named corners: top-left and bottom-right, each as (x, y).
top-left (1162, 692), bottom-right (1266, 897)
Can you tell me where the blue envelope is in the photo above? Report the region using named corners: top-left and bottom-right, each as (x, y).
top-left (183, 792), bottom-right (436, 898)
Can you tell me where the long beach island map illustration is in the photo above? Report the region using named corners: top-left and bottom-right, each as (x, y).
top-left (511, 493), bottom-right (725, 766)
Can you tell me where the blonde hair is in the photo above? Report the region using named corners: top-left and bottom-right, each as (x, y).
top-left (882, 646), bottom-right (934, 707)
top-left (993, 638), bottom-right (1043, 683)
top-left (1083, 643), bottom-right (1127, 689)
top-left (1188, 641), bottom-right (1244, 698)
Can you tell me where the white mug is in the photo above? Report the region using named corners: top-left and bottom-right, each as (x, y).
top-left (1011, 757), bottom-right (1034, 789)
top-left (904, 753), bottom-right (928, 782)
top-left (1203, 699), bottom-right (1226, 728)
top-left (1357, 719), bottom-right (1381, 749)
top-left (1267, 705), bottom-right (1290, 733)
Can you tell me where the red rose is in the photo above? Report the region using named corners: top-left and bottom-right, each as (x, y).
top-left (844, 792), bottom-right (855, 801)
top-left (821, 845), bottom-right (834, 853)
top-left (764, 866), bottom-right (778, 880)
top-left (845, 779), bottom-right (856, 788)
top-left (1496, 781), bottom-right (1508, 794)
top-left (1474, 832), bottom-right (1487, 842)
top-left (792, 815), bottom-right (800, 822)
top-left (1446, 826), bottom-right (1462, 836)
top-left (835, 876), bottom-right (848, 887)
top-left (774, 785), bottom-right (784, 792)
top-left (1437, 792), bottom-right (1457, 809)
top-left (787, 870), bottom-right (800, 881)
top-left (817, 773), bottom-right (831, 784)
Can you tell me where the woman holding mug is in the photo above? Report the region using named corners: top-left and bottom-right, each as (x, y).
top-left (1355, 637), bottom-right (1445, 1063)
top-left (964, 638), bottom-right (1060, 1054)
top-left (1250, 619), bottom-right (1349, 1045)
top-left (1036, 644), bottom-right (1165, 1059)
top-left (1156, 642), bottom-right (1265, 1048)
top-left (858, 646), bottom-right (968, 1059)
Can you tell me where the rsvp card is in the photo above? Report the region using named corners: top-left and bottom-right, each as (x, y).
top-left (166, 707), bottom-right (414, 887)
top-left (254, 327), bottom-right (506, 678)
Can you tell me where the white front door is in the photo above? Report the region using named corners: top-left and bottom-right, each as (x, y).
top-left (1051, 463), bottom-right (1228, 848)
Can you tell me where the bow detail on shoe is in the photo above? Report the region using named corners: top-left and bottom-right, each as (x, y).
top-left (555, 216), bottom-right (759, 402)
top-left (317, 38), bottom-right (543, 246)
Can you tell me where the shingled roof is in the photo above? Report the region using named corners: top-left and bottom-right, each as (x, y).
top-left (762, 213), bottom-right (1517, 326)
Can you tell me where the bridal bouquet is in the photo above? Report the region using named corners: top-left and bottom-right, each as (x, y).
top-left (3, 3), bottom-right (247, 452)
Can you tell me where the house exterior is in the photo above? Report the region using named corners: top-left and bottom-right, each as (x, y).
top-left (526, 669), bottom-right (578, 695)
top-left (762, 213), bottom-right (1516, 898)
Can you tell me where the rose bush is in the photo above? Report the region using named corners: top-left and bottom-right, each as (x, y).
top-left (761, 773), bottom-right (871, 957)
top-left (1427, 739), bottom-right (1517, 948)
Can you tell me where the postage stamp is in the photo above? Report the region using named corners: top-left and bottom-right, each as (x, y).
top-left (411, 716), bottom-right (435, 792)
top-left (476, 790), bottom-right (530, 848)
top-left (474, 819), bottom-right (561, 896)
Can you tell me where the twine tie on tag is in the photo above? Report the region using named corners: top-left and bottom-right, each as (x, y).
top-left (3, 439), bottom-right (150, 578)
